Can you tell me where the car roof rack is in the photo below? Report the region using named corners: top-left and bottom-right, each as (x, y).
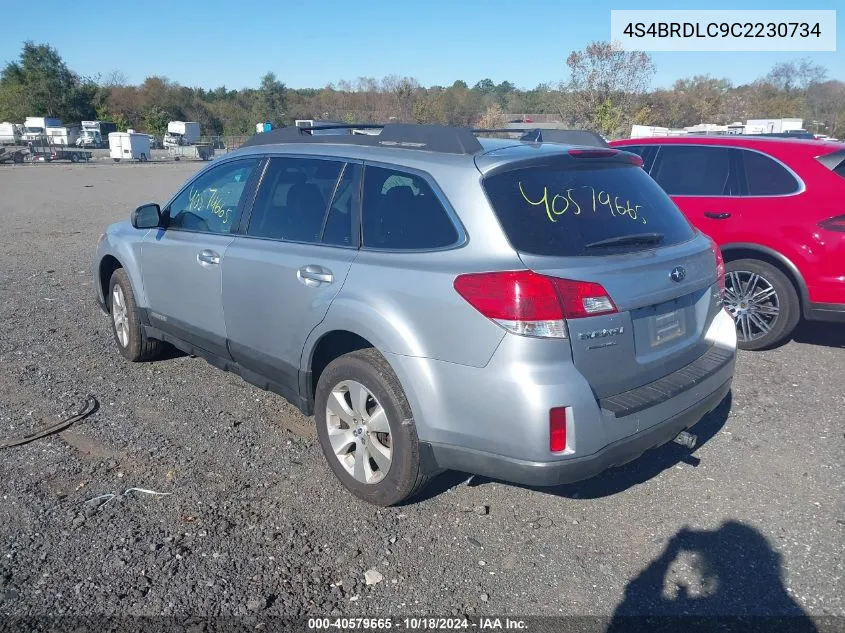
top-left (241, 123), bottom-right (610, 154)
top-left (241, 123), bottom-right (485, 154)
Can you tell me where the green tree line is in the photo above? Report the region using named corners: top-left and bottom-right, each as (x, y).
top-left (1, 41), bottom-right (843, 139)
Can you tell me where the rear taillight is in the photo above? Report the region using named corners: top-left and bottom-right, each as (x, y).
top-left (453, 270), bottom-right (617, 339)
top-left (819, 214), bottom-right (845, 232)
top-left (710, 239), bottom-right (725, 294)
top-left (568, 148), bottom-right (619, 159)
top-left (550, 407), bottom-right (567, 452)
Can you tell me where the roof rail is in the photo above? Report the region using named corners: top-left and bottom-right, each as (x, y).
top-left (240, 123), bottom-right (610, 153)
top-left (240, 123), bottom-right (485, 154)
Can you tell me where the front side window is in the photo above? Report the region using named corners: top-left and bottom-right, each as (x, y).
top-left (361, 166), bottom-right (458, 250)
top-left (247, 157), bottom-right (344, 243)
top-left (651, 146), bottom-right (732, 196)
top-left (168, 159), bottom-right (260, 233)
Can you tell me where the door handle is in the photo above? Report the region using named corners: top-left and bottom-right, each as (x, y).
top-left (704, 211), bottom-right (732, 220)
top-left (297, 265), bottom-right (333, 286)
top-left (197, 249), bottom-right (221, 265)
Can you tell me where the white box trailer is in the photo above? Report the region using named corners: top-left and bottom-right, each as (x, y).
top-left (0, 122), bottom-right (22, 145)
top-left (744, 118), bottom-right (804, 134)
top-left (163, 121), bottom-right (201, 147)
top-left (46, 124), bottom-right (81, 146)
top-left (109, 132), bottom-right (151, 162)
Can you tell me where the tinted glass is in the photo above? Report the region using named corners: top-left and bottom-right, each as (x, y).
top-left (621, 145), bottom-right (646, 156)
top-left (247, 157), bottom-right (343, 242)
top-left (482, 164), bottom-right (695, 257)
top-left (168, 159), bottom-right (259, 233)
top-left (741, 150), bottom-right (800, 195)
top-left (362, 166), bottom-right (459, 250)
top-left (321, 163), bottom-right (360, 246)
top-left (651, 146), bottom-right (732, 196)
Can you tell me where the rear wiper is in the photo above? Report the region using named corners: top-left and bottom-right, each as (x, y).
top-left (584, 232), bottom-right (665, 249)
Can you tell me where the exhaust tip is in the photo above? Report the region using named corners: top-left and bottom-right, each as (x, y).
top-left (673, 430), bottom-right (697, 449)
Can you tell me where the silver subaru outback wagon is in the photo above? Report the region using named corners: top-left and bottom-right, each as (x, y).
top-left (93, 124), bottom-right (737, 506)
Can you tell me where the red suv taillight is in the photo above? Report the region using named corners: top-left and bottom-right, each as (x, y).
top-left (453, 270), bottom-right (617, 339)
top-left (819, 214), bottom-right (845, 232)
top-left (709, 239), bottom-right (726, 295)
top-left (716, 247), bottom-right (726, 293)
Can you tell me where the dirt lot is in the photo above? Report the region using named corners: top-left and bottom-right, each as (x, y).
top-left (0, 162), bottom-right (842, 627)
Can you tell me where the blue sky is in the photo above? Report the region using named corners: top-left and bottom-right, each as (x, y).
top-left (1, 0), bottom-right (842, 90)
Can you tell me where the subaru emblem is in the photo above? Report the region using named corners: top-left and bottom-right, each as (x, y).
top-left (670, 266), bottom-right (686, 282)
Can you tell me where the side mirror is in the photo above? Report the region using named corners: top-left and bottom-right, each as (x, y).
top-left (131, 203), bottom-right (162, 229)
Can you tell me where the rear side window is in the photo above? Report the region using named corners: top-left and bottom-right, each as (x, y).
top-left (651, 146), bottom-right (732, 196)
top-left (321, 163), bottom-right (360, 247)
top-left (621, 144), bottom-right (658, 171)
top-left (247, 157), bottom-right (343, 243)
top-left (362, 166), bottom-right (459, 250)
top-left (482, 164), bottom-right (695, 257)
top-left (816, 149), bottom-right (845, 180)
top-left (741, 150), bottom-right (800, 195)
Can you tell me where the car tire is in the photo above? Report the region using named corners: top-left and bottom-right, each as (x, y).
top-left (108, 268), bottom-right (163, 362)
top-left (723, 258), bottom-right (799, 351)
top-left (315, 348), bottom-right (431, 506)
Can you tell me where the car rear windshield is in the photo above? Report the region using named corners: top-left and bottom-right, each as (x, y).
top-left (482, 163), bottom-right (695, 257)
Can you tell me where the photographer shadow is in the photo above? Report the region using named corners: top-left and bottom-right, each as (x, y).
top-left (606, 521), bottom-right (819, 633)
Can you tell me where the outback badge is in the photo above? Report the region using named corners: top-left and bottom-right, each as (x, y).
top-left (578, 326), bottom-right (624, 341)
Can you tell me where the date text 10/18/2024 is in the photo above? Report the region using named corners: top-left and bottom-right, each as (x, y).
top-left (307, 617), bottom-right (528, 630)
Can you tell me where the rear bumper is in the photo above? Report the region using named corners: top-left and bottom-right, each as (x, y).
top-left (806, 302), bottom-right (845, 323)
top-left (423, 377), bottom-right (731, 487)
top-left (391, 308), bottom-right (737, 486)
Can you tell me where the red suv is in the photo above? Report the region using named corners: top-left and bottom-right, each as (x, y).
top-left (610, 135), bottom-right (845, 350)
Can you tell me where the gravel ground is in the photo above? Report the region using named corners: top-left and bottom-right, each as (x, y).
top-left (0, 163), bottom-right (842, 627)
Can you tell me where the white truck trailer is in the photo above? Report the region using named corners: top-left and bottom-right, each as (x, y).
top-left (22, 117), bottom-right (62, 142)
top-left (109, 132), bottom-right (152, 162)
top-left (77, 121), bottom-right (118, 148)
top-left (0, 122), bottom-right (23, 145)
top-left (163, 121), bottom-right (201, 148)
top-left (46, 124), bottom-right (81, 146)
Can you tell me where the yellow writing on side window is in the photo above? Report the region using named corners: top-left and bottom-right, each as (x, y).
top-left (186, 187), bottom-right (232, 224)
top-left (518, 182), bottom-right (647, 225)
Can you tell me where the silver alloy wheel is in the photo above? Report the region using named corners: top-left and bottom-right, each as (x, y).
top-left (325, 379), bottom-right (392, 484)
top-left (723, 270), bottom-right (780, 343)
top-left (111, 284), bottom-right (130, 348)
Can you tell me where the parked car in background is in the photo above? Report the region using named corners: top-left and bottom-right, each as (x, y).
top-left (93, 123), bottom-right (735, 505)
top-left (610, 135), bottom-right (845, 350)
